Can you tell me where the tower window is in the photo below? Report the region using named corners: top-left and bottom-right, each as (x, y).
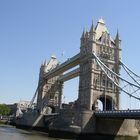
top-left (102, 79), bottom-right (105, 86)
top-left (110, 82), bottom-right (113, 88)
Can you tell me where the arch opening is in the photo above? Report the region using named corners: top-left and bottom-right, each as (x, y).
top-left (96, 96), bottom-right (114, 111)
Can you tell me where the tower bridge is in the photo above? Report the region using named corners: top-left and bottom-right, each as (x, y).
top-left (36, 18), bottom-right (124, 112)
top-left (16, 18), bottom-right (140, 138)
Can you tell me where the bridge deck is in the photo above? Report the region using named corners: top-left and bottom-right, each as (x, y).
top-left (95, 110), bottom-right (140, 119)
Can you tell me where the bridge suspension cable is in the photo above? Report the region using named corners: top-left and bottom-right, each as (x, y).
top-left (120, 60), bottom-right (140, 86)
top-left (92, 52), bottom-right (140, 101)
top-left (28, 87), bottom-right (38, 108)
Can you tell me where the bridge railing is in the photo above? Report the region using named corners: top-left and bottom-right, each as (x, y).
top-left (95, 109), bottom-right (140, 119)
top-left (95, 109), bottom-right (140, 113)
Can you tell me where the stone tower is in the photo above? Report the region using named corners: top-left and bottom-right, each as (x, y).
top-left (78, 18), bottom-right (121, 111)
top-left (37, 56), bottom-right (63, 113)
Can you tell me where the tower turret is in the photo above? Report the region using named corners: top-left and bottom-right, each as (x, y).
top-left (39, 59), bottom-right (48, 81)
top-left (78, 18), bottom-right (121, 111)
top-left (80, 28), bottom-right (85, 46)
top-left (115, 30), bottom-right (121, 48)
top-left (114, 30), bottom-right (121, 75)
top-left (89, 20), bottom-right (96, 41)
top-left (37, 56), bottom-right (60, 113)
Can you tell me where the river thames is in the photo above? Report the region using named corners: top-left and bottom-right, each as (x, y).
top-left (0, 124), bottom-right (140, 140)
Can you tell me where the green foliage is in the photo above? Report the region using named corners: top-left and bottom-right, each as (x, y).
top-left (0, 104), bottom-right (10, 116)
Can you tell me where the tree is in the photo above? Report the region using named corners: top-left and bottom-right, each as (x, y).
top-left (0, 104), bottom-right (10, 116)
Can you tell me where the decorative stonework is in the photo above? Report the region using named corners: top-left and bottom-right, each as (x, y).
top-left (37, 56), bottom-right (63, 113)
top-left (78, 18), bottom-right (121, 111)
top-left (36, 18), bottom-right (121, 112)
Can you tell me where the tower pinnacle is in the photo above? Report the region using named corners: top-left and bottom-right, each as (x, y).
top-left (89, 19), bottom-right (95, 33)
top-left (81, 28), bottom-right (85, 39)
top-left (44, 59), bottom-right (47, 65)
top-left (89, 19), bottom-right (96, 41)
top-left (115, 29), bottom-right (121, 48)
top-left (115, 29), bottom-right (121, 41)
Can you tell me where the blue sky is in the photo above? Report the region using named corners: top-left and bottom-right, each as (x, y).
top-left (0, 0), bottom-right (140, 109)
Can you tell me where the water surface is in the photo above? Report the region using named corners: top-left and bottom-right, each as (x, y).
top-left (0, 125), bottom-right (66, 140)
top-left (0, 125), bottom-right (139, 140)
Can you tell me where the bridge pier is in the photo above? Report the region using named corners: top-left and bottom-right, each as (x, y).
top-left (96, 118), bottom-right (138, 137)
top-left (48, 110), bottom-right (138, 139)
top-left (79, 111), bottom-right (138, 138)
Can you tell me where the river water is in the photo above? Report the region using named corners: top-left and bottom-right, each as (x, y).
top-left (0, 125), bottom-right (67, 140)
top-left (0, 125), bottom-right (140, 140)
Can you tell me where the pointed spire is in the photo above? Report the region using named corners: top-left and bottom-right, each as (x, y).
top-left (90, 19), bottom-right (95, 33)
top-left (81, 28), bottom-right (85, 39)
top-left (115, 29), bottom-right (121, 41)
top-left (89, 19), bottom-right (96, 42)
top-left (115, 29), bottom-right (121, 48)
top-left (44, 59), bottom-right (47, 65)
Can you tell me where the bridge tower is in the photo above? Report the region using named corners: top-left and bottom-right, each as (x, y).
top-left (36, 56), bottom-right (63, 113)
top-left (78, 18), bottom-right (121, 111)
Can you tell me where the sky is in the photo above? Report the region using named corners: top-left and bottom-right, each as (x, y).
top-left (1, 0), bottom-right (140, 109)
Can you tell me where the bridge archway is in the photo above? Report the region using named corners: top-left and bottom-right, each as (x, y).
top-left (97, 95), bottom-right (114, 111)
top-left (96, 99), bottom-right (103, 111)
top-left (62, 77), bottom-right (79, 105)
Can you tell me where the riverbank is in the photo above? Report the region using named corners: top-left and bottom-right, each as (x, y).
top-left (0, 120), bottom-right (8, 124)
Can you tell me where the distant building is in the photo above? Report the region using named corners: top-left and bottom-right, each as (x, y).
top-left (17, 100), bottom-right (36, 111)
top-left (7, 103), bottom-right (17, 115)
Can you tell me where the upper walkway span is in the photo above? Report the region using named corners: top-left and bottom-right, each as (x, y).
top-left (44, 53), bottom-right (80, 80)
